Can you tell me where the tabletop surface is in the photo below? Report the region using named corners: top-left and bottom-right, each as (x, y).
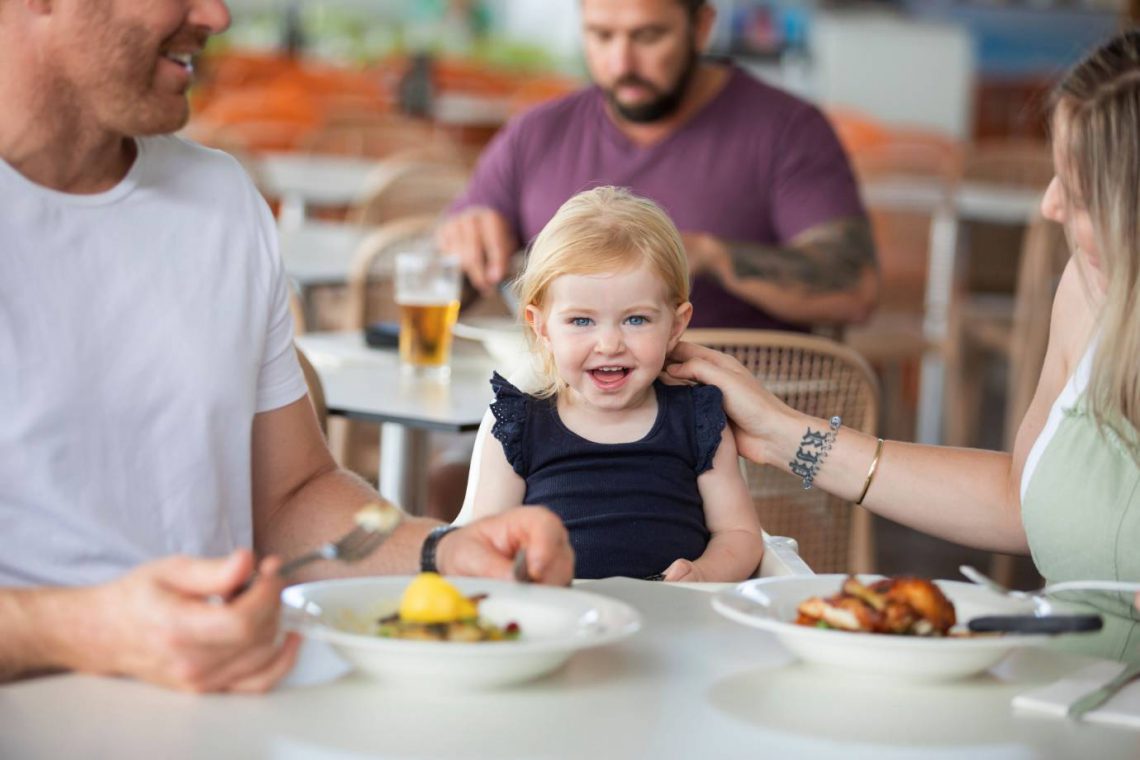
top-left (259, 152), bottom-right (380, 207)
top-left (279, 220), bottom-right (370, 288)
top-left (295, 330), bottom-right (501, 432)
top-left (1, 578), bottom-right (1136, 760)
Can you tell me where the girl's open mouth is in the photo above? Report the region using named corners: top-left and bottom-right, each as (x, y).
top-left (589, 367), bottom-right (631, 390)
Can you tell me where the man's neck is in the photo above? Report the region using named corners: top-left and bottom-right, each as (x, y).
top-left (604, 61), bottom-right (731, 149)
top-left (0, 55), bottom-right (135, 194)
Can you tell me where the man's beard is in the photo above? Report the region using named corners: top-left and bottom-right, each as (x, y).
top-left (604, 46), bottom-right (699, 124)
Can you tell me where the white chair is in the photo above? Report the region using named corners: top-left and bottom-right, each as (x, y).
top-left (452, 367), bottom-right (814, 578)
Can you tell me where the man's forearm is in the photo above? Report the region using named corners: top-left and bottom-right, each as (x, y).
top-left (716, 217), bottom-right (879, 323)
top-left (0, 586), bottom-right (82, 682)
top-left (255, 465), bottom-right (442, 580)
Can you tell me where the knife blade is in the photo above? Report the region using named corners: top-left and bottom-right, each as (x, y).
top-left (967, 614), bottom-right (1103, 635)
top-left (1068, 662), bottom-right (1140, 720)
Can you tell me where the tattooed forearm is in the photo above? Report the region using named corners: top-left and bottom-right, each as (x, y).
top-left (727, 217), bottom-right (877, 293)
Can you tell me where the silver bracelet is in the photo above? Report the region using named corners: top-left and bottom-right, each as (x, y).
top-left (788, 415), bottom-right (842, 490)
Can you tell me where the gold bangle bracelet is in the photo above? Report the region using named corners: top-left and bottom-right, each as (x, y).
top-left (855, 438), bottom-right (884, 506)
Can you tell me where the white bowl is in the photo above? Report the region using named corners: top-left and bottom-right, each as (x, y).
top-left (712, 575), bottom-right (1048, 681)
top-left (452, 316), bottom-right (532, 376)
top-left (282, 576), bottom-right (641, 689)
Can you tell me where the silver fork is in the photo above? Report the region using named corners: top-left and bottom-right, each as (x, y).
top-left (278, 524), bottom-right (391, 578)
top-left (960, 565), bottom-right (1140, 599)
top-left (221, 521), bottom-right (392, 601)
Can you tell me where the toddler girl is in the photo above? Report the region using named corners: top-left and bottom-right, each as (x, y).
top-left (468, 186), bottom-right (764, 581)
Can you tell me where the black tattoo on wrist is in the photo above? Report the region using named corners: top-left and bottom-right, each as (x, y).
top-left (789, 416), bottom-right (842, 489)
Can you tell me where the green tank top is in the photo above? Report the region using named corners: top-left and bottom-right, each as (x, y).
top-left (1022, 368), bottom-right (1140, 662)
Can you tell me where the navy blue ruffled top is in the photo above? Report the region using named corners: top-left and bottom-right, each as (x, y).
top-left (489, 373), bottom-right (727, 579)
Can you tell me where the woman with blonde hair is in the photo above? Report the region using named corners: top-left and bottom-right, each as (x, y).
top-left (468, 186), bottom-right (764, 581)
top-left (669, 31), bottom-right (1140, 661)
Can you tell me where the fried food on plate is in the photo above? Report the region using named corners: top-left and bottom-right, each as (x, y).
top-left (796, 576), bottom-right (956, 636)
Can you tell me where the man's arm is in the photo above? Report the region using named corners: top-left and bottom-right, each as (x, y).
top-left (251, 396), bottom-right (573, 584)
top-left (0, 552), bottom-right (299, 691)
top-left (686, 215), bottom-right (879, 325)
top-left (250, 396), bottom-right (443, 578)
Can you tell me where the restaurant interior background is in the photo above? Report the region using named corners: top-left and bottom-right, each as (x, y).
top-left (184, 0), bottom-right (1140, 587)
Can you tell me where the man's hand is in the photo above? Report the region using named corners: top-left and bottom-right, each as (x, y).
top-left (437, 206), bottom-right (519, 294)
top-left (435, 507), bottom-right (574, 585)
top-left (76, 550), bottom-right (299, 693)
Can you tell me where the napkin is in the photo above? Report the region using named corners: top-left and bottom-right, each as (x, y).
top-left (1012, 661), bottom-right (1140, 729)
top-left (278, 638), bottom-right (353, 689)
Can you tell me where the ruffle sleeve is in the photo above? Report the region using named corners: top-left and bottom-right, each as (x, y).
top-left (489, 372), bottom-right (529, 477)
top-left (692, 384), bottom-right (727, 475)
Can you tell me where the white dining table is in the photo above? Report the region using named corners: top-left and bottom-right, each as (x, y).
top-left (1, 578), bottom-right (1135, 759)
top-left (295, 330), bottom-right (500, 515)
top-left (278, 220), bottom-right (369, 290)
top-left (861, 177), bottom-right (1044, 444)
top-left (258, 152), bottom-right (380, 227)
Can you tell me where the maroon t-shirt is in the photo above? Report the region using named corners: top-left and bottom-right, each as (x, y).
top-left (452, 65), bottom-right (866, 330)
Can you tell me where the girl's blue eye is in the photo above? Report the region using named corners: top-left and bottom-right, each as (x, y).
top-left (570, 317), bottom-right (592, 327)
top-left (625, 315), bottom-right (648, 326)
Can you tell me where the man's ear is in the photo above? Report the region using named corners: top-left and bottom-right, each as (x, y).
top-left (693, 3), bottom-right (717, 53)
top-left (525, 304), bottom-right (550, 346)
top-left (668, 302), bottom-right (693, 351)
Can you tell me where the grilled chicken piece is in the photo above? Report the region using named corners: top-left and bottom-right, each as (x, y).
top-left (874, 577), bottom-right (956, 635)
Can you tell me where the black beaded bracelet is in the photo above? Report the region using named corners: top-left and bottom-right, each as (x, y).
top-left (420, 525), bottom-right (459, 573)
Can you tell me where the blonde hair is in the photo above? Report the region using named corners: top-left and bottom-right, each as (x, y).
top-left (1053, 30), bottom-right (1140, 457)
top-left (514, 186), bottom-right (690, 398)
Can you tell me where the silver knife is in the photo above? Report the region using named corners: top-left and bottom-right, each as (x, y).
top-left (1067, 661), bottom-right (1140, 719)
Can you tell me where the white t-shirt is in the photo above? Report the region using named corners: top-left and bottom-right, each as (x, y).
top-left (0, 136), bottom-right (307, 587)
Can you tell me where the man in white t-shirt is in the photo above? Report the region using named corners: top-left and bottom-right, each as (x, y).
top-left (0, 1), bottom-right (572, 692)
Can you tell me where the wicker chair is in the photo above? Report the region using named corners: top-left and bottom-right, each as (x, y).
top-left (684, 329), bottom-right (881, 574)
top-left (343, 214), bottom-right (439, 330)
top-left (347, 160), bottom-right (471, 229)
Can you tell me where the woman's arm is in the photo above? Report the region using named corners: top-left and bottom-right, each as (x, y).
top-left (665, 258), bottom-right (1098, 555)
top-left (469, 422), bottom-right (527, 519)
top-left (664, 427), bottom-right (765, 582)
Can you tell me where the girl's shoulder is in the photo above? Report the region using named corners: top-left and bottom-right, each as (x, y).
top-left (657, 381), bottom-right (727, 474)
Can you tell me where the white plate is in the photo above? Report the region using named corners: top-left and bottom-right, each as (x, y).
top-left (451, 316), bottom-right (531, 375)
top-left (282, 576), bottom-right (641, 689)
top-left (712, 575), bottom-right (1048, 681)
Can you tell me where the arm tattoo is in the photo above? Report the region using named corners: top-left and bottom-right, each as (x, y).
top-left (727, 217), bottom-right (877, 293)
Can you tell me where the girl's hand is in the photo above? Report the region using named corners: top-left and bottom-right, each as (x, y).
top-left (662, 559), bottom-right (704, 583)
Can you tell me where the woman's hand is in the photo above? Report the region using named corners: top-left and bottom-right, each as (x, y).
top-left (666, 341), bottom-right (802, 466)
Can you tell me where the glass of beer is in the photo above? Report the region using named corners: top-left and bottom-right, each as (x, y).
top-left (394, 252), bottom-right (461, 378)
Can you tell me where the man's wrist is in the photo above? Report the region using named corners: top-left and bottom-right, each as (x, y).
top-left (0, 586), bottom-right (86, 679)
top-left (420, 525), bottom-right (460, 574)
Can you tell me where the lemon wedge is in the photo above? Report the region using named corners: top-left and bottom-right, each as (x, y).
top-left (398, 572), bottom-right (478, 624)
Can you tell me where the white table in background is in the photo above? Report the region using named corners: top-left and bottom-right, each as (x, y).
top-left (295, 330), bottom-right (498, 515)
top-left (862, 178), bottom-right (1044, 444)
top-left (278, 220), bottom-right (369, 291)
top-left (1, 579), bottom-right (1134, 760)
top-left (258, 152), bottom-right (378, 227)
